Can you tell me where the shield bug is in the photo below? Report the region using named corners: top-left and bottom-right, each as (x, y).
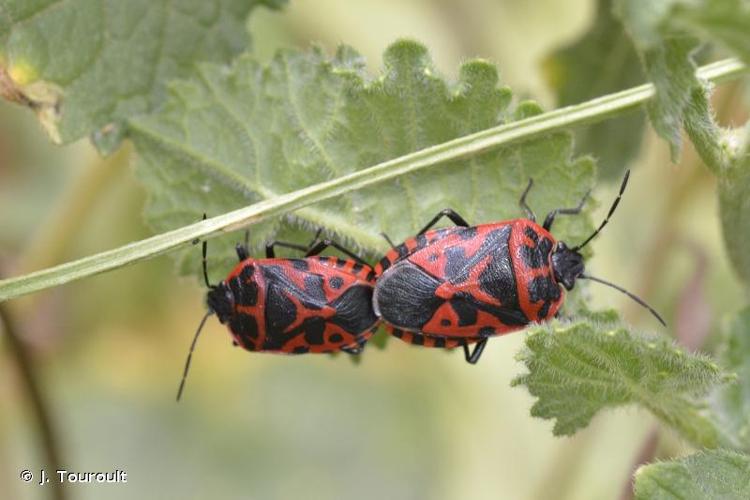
top-left (177, 232), bottom-right (379, 400)
top-left (373, 170), bottom-right (665, 364)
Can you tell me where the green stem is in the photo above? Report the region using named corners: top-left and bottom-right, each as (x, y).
top-left (0, 58), bottom-right (745, 303)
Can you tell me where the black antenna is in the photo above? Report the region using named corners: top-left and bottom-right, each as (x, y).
top-left (176, 311), bottom-right (212, 401)
top-left (202, 240), bottom-right (213, 288)
top-left (572, 170), bottom-right (630, 251)
top-left (579, 274), bottom-right (666, 326)
top-left (200, 213), bottom-right (214, 288)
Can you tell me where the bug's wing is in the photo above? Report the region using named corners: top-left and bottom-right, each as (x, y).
top-left (406, 224), bottom-right (529, 335)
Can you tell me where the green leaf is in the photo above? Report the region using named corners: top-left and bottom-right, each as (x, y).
top-left (718, 125), bottom-right (750, 287)
top-left (711, 307), bottom-right (750, 451)
top-left (512, 313), bottom-right (728, 447)
top-left (0, 57), bottom-right (744, 303)
top-left (614, 0), bottom-right (750, 169)
top-left (634, 449), bottom-right (750, 500)
top-left (130, 41), bottom-right (596, 278)
top-left (545, 0), bottom-right (646, 179)
top-left (0, 0), bottom-right (285, 150)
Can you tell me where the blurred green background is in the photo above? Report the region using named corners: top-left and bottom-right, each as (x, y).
top-left (1, 1), bottom-right (747, 499)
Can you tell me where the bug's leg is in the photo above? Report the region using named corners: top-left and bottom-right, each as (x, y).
top-left (235, 243), bottom-right (249, 262)
top-left (341, 344), bottom-right (364, 355)
top-left (542, 189), bottom-right (591, 231)
top-left (305, 228), bottom-right (324, 250)
top-left (264, 240), bottom-right (310, 258)
top-left (462, 338), bottom-right (488, 364)
top-left (519, 179), bottom-right (536, 221)
top-left (306, 240), bottom-right (370, 267)
top-left (418, 208), bottom-right (470, 235)
top-left (381, 232), bottom-right (397, 249)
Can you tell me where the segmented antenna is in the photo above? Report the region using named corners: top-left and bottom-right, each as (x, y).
top-left (579, 274), bottom-right (666, 326)
top-left (176, 311), bottom-right (212, 401)
top-left (572, 170), bottom-right (630, 251)
top-left (200, 213), bottom-right (214, 289)
top-left (202, 240), bottom-right (213, 289)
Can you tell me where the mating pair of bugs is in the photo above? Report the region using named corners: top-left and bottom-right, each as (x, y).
top-left (177, 171), bottom-right (665, 400)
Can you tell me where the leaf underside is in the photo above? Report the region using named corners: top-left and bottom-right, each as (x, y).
top-left (130, 40), bottom-right (596, 280)
top-left (512, 312), bottom-right (726, 447)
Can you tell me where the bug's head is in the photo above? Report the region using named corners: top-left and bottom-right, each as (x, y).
top-left (551, 242), bottom-right (584, 291)
top-left (206, 282), bottom-right (234, 324)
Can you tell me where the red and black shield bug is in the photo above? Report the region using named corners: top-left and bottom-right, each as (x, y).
top-left (177, 233), bottom-right (379, 400)
top-left (373, 170), bottom-right (665, 364)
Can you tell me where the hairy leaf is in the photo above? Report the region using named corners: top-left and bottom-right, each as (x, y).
top-left (614, 0), bottom-right (749, 169)
top-left (512, 313), bottom-right (728, 447)
top-left (634, 449), bottom-right (750, 500)
top-left (130, 41), bottom-right (596, 278)
top-left (711, 307), bottom-right (750, 451)
top-left (545, 0), bottom-right (646, 179)
top-left (0, 0), bottom-right (285, 150)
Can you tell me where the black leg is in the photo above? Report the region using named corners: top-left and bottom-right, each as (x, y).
top-left (542, 189), bottom-right (591, 231)
top-left (519, 179), bottom-right (536, 221)
top-left (306, 239), bottom-right (369, 267)
top-left (381, 232), bottom-right (397, 249)
top-left (306, 228), bottom-right (324, 250)
top-left (418, 208), bottom-right (470, 235)
top-left (462, 338), bottom-right (488, 364)
top-left (235, 243), bottom-right (249, 262)
top-left (265, 240), bottom-right (310, 258)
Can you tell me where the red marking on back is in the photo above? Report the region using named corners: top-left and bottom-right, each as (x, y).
top-left (222, 257), bottom-right (378, 354)
top-left (508, 219), bottom-right (563, 321)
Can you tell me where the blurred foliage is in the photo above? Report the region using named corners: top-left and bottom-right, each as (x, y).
top-left (545, 0), bottom-right (646, 179)
top-left (718, 132), bottom-right (750, 287)
top-left (0, 0), bottom-right (285, 149)
top-left (710, 307), bottom-right (750, 451)
top-left (634, 449), bottom-right (750, 500)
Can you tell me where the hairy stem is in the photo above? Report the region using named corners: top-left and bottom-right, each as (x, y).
top-left (0, 58), bottom-right (745, 303)
top-left (0, 303), bottom-right (66, 500)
